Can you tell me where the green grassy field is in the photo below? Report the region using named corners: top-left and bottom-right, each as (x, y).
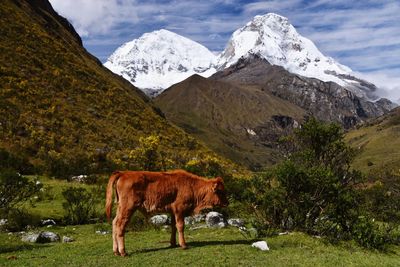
top-left (1, 225), bottom-right (400, 267)
top-left (2, 177), bottom-right (399, 266)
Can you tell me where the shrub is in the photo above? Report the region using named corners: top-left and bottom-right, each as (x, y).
top-left (0, 170), bottom-right (42, 216)
top-left (184, 155), bottom-right (227, 177)
top-left (362, 171), bottom-right (400, 223)
top-left (3, 208), bottom-right (41, 232)
top-left (62, 187), bottom-right (97, 225)
top-left (128, 135), bottom-right (164, 171)
top-left (241, 118), bottom-right (398, 249)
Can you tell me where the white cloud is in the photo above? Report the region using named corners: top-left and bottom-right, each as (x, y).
top-left (50, 0), bottom-right (140, 36)
top-left (355, 70), bottom-right (400, 103)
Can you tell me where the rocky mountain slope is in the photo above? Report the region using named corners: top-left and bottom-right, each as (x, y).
top-left (155, 55), bottom-right (394, 169)
top-left (0, 0), bottom-right (224, 175)
top-left (104, 29), bottom-right (217, 96)
top-left (213, 55), bottom-right (394, 128)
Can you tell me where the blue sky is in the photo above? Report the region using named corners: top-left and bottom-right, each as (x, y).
top-left (49, 0), bottom-right (400, 101)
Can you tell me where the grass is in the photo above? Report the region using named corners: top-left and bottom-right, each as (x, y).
top-left (346, 107), bottom-right (400, 175)
top-left (24, 176), bottom-right (105, 221)
top-left (1, 225), bottom-right (399, 267)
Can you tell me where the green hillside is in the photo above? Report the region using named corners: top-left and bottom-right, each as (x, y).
top-left (0, 0), bottom-right (225, 176)
top-left (346, 107), bottom-right (400, 175)
top-left (155, 74), bottom-right (305, 169)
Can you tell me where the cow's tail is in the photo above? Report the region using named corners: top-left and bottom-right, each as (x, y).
top-left (105, 171), bottom-right (122, 222)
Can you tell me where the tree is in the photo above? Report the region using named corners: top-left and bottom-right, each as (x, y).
top-left (245, 118), bottom-right (363, 236)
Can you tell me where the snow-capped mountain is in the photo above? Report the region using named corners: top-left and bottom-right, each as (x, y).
top-left (217, 13), bottom-right (377, 99)
top-left (104, 29), bottom-right (216, 95)
top-left (104, 13), bottom-right (380, 100)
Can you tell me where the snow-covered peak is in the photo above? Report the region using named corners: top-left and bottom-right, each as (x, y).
top-left (104, 29), bottom-right (217, 94)
top-left (217, 13), bottom-right (358, 90)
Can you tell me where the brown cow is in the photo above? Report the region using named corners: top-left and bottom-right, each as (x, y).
top-left (105, 170), bottom-right (229, 256)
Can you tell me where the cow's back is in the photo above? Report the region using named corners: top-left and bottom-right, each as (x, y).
top-left (117, 171), bottom-right (196, 213)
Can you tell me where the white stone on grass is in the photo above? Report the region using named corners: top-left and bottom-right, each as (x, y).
top-left (252, 241), bottom-right (270, 251)
top-left (62, 236), bottom-right (74, 243)
top-left (149, 214), bottom-right (170, 226)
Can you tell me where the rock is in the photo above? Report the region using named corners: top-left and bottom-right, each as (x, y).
top-left (21, 232), bottom-right (40, 243)
top-left (0, 218), bottom-right (8, 227)
top-left (149, 214), bottom-right (170, 226)
top-left (228, 218), bottom-right (245, 227)
top-left (184, 216), bottom-right (195, 225)
top-left (41, 219), bottom-right (56, 226)
top-left (37, 231), bottom-right (60, 243)
top-left (62, 236), bottom-right (74, 243)
top-left (193, 214), bottom-right (206, 223)
top-left (95, 230), bottom-right (110, 235)
top-left (70, 175), bottom-right (87, 183)
top-left (21, 231), bottom-right (61, 243)
top-left (252, 241), bottom-right (270, 251)
top-left (205, 212), bottom-right (227, 228)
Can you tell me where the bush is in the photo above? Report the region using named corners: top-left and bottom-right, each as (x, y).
top-left (362, 171), bottom-right (400, 223)
top-left (0, 170), bottom-right (42, 216)
top-left (3, 208), bottom-right (41, 232)
top-left (184, 155), bottom-right (227, 177)
top-left (128, 135), bottom-right (164, 171)
top-left (241, 118), bottom-right (399, 249)
top-left (62, 187), bottom-right (98, 225)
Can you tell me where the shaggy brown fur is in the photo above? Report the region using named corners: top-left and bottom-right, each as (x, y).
top-left (105, 170), bottom-right (228, 256)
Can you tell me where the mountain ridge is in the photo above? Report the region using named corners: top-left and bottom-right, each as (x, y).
top-left (104, 13), bottom-right (389, 102)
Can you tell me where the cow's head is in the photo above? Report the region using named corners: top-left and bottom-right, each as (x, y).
top-left (207, 177), bottom-right (229, 207)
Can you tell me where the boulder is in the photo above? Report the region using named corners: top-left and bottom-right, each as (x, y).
top-left (149, 214), bottom-right (170, 226)
top-left (228, 218), bottom-right (245, 227)
top-left (21, 232), bottom-right (40, 243)
top-left (193, 214), bottom-right (206, 223)
top-left (251, 241), bottom-right (270, 251)
top-left (37, 231), bottom-right (60, 243)
top-left (205, 212), bottom-right (227, 228)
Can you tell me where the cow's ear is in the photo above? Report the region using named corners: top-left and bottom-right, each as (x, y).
top-left (212, 182), bottom-right (218, 192)
top-left (215, 177), bottom-right (223, 183)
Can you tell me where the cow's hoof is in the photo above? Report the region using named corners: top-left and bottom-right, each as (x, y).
top-left (180, 245), bottom-right (188, 250)
top-left (113, 252), bottom-right (120, 256)
top-left (120, 253), bottom-right (127, 257)
top-left (169, 244), bottom-right (178, 248)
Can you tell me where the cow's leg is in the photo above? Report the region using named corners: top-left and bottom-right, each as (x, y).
top-left (112, 216), bottom-right (119, 256)
top-left (170, 213), bottom-right (177, 247)
top-left (175, 214), bottom-right (187, 249)
top-left (115, 200), bottom-right (135, 256)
